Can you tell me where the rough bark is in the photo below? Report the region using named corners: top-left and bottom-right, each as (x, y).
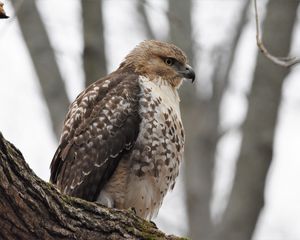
top-left (81, 0), bottom-right (107, 87)
top-left (0, 132), bottom-right (184, 240)
top-left (168, 1), bottom-right (250, 239)
top-left (215, 0), bottom-right (299, 239)
top-left (11, 0), bottom-right (70, 139)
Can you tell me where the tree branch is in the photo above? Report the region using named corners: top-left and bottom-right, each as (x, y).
top-left (0, 132), bottom-right (182, 240)
top-left (254, 0), bottom-right (300, 67)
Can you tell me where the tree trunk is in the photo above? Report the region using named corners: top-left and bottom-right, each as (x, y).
top-left (168, 1), bottom-right (208, 239)
top-left (168, 1), bottom-right (250, 239)
top-left (0, 132), bottom-right (182, 240)
top-left (215, 1), bottom-right (299, 239)
top-left (11, 0), bottom-right (70, 139)
top-left (81, 0), bottom-right (107, 87)
top-left (137, 0), bottom-right (155, 40)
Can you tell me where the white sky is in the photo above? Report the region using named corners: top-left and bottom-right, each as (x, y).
top-left (0, 0), bottom-right (300, 239)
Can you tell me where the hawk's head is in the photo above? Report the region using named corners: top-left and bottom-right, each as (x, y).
top-left (119, 40), bottom-right (195, 88)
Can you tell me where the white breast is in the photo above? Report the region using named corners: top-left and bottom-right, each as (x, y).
top-left (124, 76), bottom-right (185, 220)
top-left (139, 76), bottom-right (182, 118)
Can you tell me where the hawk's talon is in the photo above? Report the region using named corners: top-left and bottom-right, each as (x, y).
top-left (129, 207), bottom-right (137, 215)
top-left (149, 220), bottom-right (157, 228)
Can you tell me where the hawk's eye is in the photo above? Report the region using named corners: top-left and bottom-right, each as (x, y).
top-left (165, 58), bottom-right (174, 66)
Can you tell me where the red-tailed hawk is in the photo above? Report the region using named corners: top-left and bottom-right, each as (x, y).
top-left (0, 2), bottom-right (8, 19)
top-left (50, 40), bottom-right (195, 220)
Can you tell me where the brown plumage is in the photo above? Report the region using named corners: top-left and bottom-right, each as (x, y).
top-left (0, 2), bottom-right (8, 19)
top-left (50, 40), bottom-right (195, 220)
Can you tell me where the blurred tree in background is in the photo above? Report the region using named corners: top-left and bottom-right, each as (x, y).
top-left (7, 0), bottom-right (300, 239)
top-left (11, 0), bottom-right (70, 139)
top-left (168, 0), bottom-right (251, 239)
top-left (216, 1), bottom-right (299, 239)
top-left (81, 0), bottom-right (107, 86)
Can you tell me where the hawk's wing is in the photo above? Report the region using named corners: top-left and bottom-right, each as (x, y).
top-left (50, 72), bottom-right (141, 201)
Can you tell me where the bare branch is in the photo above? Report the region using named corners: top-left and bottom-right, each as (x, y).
top-left (254, 0), bottom-right (300, 67)
top-left (0, 1), bottom-right (9, 18)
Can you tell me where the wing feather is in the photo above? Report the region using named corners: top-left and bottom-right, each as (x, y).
top-left (50, 72), bottom-right (141, 201)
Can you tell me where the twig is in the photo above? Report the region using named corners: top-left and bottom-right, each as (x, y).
top-left (0, 1), bottom-right (9, 18)
top-left (254, 0), bottom-right (300, 67)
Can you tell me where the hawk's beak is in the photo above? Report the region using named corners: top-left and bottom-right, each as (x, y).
top-left (182, 64), bottom-right (195, 83)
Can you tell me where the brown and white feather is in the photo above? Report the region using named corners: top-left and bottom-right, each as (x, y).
top-left (50, 40), bottom-right (192, 220)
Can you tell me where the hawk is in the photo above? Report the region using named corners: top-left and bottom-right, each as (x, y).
top-left (50, 40), bottom-right (195, 220)
top-left (0, 2), bottom-right (8, 19)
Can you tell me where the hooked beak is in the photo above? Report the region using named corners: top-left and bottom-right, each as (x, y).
top-left (181, 64), bottom-right (195, 83)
